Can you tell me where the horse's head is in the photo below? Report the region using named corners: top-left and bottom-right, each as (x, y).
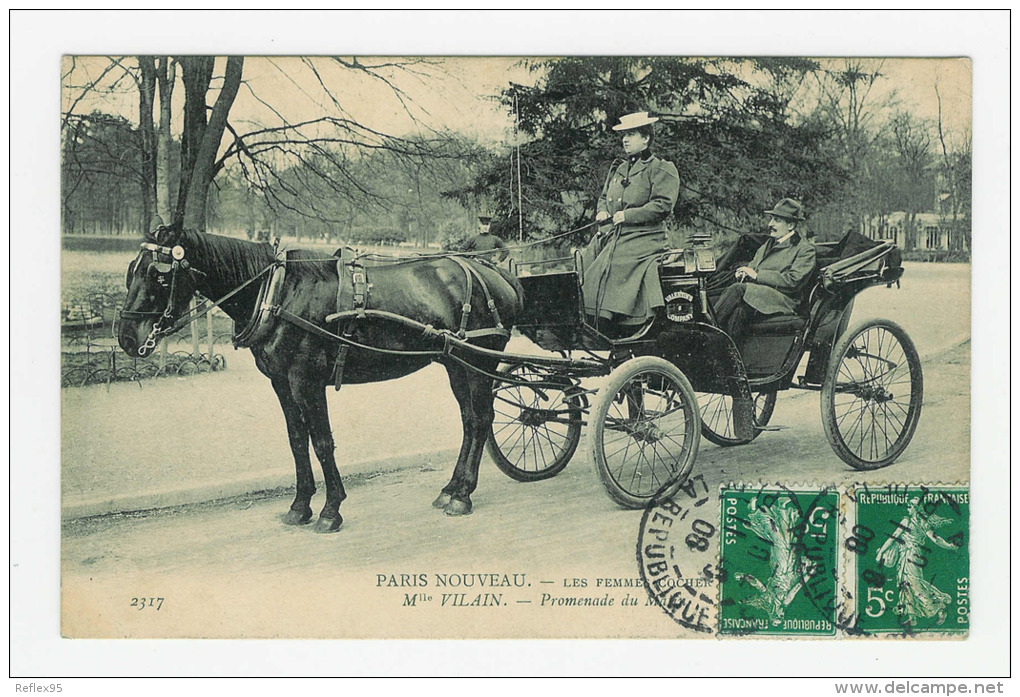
top-left (118, 224), bottom-right (207, 358)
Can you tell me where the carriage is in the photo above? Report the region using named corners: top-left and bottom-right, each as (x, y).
top-left (119, 223), bottom-right (922, 528)
top-left (484, 229), bottom-right (923, 508)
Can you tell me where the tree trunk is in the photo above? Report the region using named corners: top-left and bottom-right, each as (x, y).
top-left (904, 211), bottom-right (917, 251)
top-left (176, 56), bottom-right (215, 225)
top-left (156, 57), bottom-right (176, 226)
top-left (137, 56), bottom-right (158, 232)
top-left (180, 56), bottom-right (243, 230)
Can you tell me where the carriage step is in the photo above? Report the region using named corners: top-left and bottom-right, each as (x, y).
top-left (731, 396), bottom-right (756, 441)
top-left (757, 425), bottom-right (784, 432)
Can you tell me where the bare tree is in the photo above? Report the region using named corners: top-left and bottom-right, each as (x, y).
top-left (177, 55), bottom-right (244, 230)
top-left (136, 57), bottom-right (158, 226)
top-left (935, 81), bottom-right (971, 251)
top-left (810, 59), bottom-right (897, 231)
top-left (62, 56), bottom-right (475, 236)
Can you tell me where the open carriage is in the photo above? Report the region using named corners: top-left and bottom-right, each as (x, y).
top-left (486, 230), bottom-right (923, 508)
top-left (119, 223), bottom-right (923, 526)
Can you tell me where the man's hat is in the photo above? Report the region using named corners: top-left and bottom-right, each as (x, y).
top-left (478, 215), bottom-right (492, 224)
top-left (612, 111), bottom-right (659, 131)
top-left (764, 198), bottom-right (805, 221)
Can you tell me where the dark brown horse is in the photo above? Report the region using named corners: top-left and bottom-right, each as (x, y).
top-left (118, 224), bottom-right (523, 532)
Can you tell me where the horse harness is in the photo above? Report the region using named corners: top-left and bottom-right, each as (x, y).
top-left (226, 250), bottom-right (510, 389)
top-left (127, 242), bottom-right (511, 383)
top-left (320, 253), bottom-right (509, 389)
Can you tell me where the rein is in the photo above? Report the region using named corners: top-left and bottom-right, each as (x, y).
top-left (169, 262), bottom-right (278, 334)
top-left (125, 241), bottom-right (514, 360)
top-left (123, 235), bottom-right (606, 387)
top-left (347, 221), bottom-right (600, 265)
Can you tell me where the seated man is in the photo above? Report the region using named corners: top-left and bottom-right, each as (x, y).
top-left (713, 198), bottom-right (816, 349)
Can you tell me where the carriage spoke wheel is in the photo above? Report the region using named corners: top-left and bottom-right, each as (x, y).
top-left (698, 391), bottom-right (777, 446)
top-left (485, 364), bottom-right (583, 482)
top-left (589, 357), bottom-right (700, 509)
top-left (821, 319), bottom-right (923, 470)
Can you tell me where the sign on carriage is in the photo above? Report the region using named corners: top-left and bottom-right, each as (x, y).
top-left (57, 52), bottom-right (976, 647)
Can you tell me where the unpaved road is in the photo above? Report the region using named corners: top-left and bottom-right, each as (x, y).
top-left (60, 344), bottom-right (969, 639)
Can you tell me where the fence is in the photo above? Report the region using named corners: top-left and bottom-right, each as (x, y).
top-left (61, 295), bottom-right (231, 388)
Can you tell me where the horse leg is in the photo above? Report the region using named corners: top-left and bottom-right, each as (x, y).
top-left (433, 363), bottom-right (474, 512)
top-left (271, 376), bottom-right (315, 525)
top-left (434, 362), bottom-right (497, 516)
top-left (291, 379), bottom-right (347, 533)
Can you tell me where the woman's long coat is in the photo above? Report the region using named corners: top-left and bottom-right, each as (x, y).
top-left (581, 153), bottom-right (680, 322)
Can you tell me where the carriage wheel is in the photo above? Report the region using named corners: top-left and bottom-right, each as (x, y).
top-left (589, 357), bottom-right (700, 509)
top-left (698, 391), bottom-right (777, 446)
top-left (486, 364), bottom-right (583, 482)
top-left (821, 319), bottom-right (923, 470)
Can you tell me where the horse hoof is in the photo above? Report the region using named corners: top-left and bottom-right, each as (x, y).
top-left (444, 498), bottom-right (473, 516)
top-left (432, 493), bottom-right (452, 509)
top-left (313, 515), bottom-right (344, 533)
top-left (282, 509), bottom-right (313, 526)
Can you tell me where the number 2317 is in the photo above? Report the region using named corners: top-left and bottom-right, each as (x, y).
top-left (130, 597), bottom-right (164, 611)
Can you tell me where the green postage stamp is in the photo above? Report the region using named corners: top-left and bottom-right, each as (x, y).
top-left (719, 487), bottom-right (840, 636)
top-left (848, 485), bottom-right (970, 635)
top-left (716, 484), bottom-right (969, 637)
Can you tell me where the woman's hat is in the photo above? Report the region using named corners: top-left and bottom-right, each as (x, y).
top-left (764, 198), bottom-right (805, 221)
top-left (612, 111), bottom-right (659, 131)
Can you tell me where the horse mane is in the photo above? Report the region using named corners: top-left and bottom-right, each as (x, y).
top-left (179, 228), bottom-right (277, 287)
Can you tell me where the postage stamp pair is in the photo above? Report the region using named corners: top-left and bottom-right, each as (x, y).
top-left (638, 480), bottom-right (969, 638)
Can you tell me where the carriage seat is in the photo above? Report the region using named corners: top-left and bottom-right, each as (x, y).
top-left (745, 261), bottom-right (818, 338)
top-left (747, 313), bottom-right (807, 336)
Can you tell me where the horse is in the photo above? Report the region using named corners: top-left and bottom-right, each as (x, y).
top-left (118, 223), bottom-right (524, 533)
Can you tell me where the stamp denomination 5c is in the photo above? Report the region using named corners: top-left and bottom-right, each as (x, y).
top-left (847, 485), bottom-right (969, 635)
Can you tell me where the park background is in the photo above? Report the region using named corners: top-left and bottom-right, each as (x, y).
top-left (58, 52), bottom-right (972, 384)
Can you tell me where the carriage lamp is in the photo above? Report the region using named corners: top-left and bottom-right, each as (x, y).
top-left (689, 233), bottom-right (716, 273)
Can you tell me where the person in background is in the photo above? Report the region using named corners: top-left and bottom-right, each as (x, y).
top-left (462, 215), bottom-right (508, 262)
top-left (581, 111), bottom-right (680, 333)
top-left (712, 198), bottom-right (817, 349)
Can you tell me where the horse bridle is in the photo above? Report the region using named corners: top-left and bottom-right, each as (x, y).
top-left (120, 242), bottom-right (188, 356)
top-left (122, 240), bottom-right (279, 357)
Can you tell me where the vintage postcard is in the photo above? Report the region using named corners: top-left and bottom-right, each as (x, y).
top-left (7, 10), bottom-right (1004, 681)
top-left (56, 52), bottom-right (977, 645)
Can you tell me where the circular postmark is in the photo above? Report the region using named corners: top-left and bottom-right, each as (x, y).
top-left (637, 478), bottom-right (844, 636)
top-left (635, 474), bottom-right (722, 634)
